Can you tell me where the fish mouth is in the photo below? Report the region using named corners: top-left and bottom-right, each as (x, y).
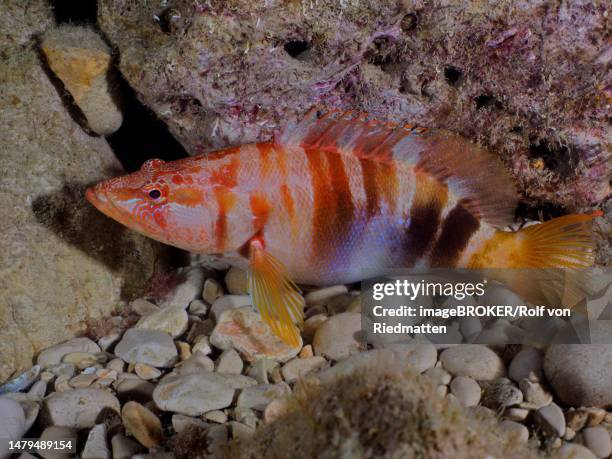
top-left (86, 185), bottom-right (110, 214)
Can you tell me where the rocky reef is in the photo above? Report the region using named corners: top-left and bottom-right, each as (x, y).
top-left (0, 1), bottom-right (171, 383)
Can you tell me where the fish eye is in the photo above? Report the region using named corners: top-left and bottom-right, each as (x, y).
top-left (148, 189), bottom-right (162, 199)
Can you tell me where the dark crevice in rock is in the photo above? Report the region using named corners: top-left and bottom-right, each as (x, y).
top-left (107, 73), bottom-right (189, 172)
top-left (528, 141), bottom-right (577, 178)
top-left (50, 0), bottom-right (97, 24)
top-left (515, 201), bottom-right (567, 223)
top-left (400, 12), bottom-right (418, 33)
top-left (284, 40), bottom-right (311, 59)
top-left (444, 66), bottom-right (463, 86)
top-left (475, 94), bottom-right (503, 110)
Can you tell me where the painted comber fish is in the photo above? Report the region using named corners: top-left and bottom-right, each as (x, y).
top-left (86, 109), bottom-right (599, 346)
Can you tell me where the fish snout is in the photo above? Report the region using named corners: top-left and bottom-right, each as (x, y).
top-left (85, 184), bottom-right (108, 209)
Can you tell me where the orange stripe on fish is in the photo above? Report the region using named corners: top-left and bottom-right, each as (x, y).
top-left (359, 158), bottom-right (381, 219)
top-left (250, 193), bottom-right (272, 231)
top-left (256, 143), bottom-right (274, 180)
top-left (214, 187), bottom-right (237, 251)
top-left (172, 187), bottom-right (204, 207)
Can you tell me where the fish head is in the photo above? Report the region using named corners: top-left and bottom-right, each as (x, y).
top-left (86, 158), bottom-right (217, 252)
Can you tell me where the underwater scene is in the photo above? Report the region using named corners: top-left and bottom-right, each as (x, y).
top-left (1, 1), bottom-right (611, 458)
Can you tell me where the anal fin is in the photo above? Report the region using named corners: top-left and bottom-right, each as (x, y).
top-left (246, 237), bottom-right (303, 347)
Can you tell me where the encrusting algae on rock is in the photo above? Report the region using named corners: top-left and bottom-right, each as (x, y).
top-left (86, 109), bottom-right (601, 345)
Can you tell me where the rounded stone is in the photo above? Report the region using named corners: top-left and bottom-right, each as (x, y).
top-left (313, 312), bottom-right (362, 361)
top-left (42, 389), bottom-right (120, 428)
top-left (382, 339), bottom-right (437, 373)
top-left (582, 427), bottom-right (612, 458)
top-left (535, 402), bottom-right (565, 437)
top-left (121, 401), bottom-right (163, 448)
top-left (0, 397), bottom-right (26, 458)
top-left (544, 344), bottom-right (612, 408)
top-left (114, 329), bottom-right (178, 368)
top-left (440, 345), bottom-right (505, 381)
top-left (37, 338), bottom-right (101, 368)
top-left (508, 347), bottom-right (544, 382)
top-left (557, 444), bottom-right (597, 459)
top-left (135, 306), bottom-right (188, 338)
top-left (450, 376), bottom-right (481, 407)
top-left (225, 267), bottom-right (248, 295)
top-left (499, 420), bottom-right (529, 443)
top-left (153, 372), bottom-right (256, 416)
top-left (281, 356), bottom-right (327, 382)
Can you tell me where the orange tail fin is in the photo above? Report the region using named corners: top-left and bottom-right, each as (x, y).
top-left (471, 213), bottom-right (600, 307)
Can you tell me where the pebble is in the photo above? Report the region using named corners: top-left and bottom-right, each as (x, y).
top-left (383, 339), bottom-right (437, 373)
top-left (98, 332), bottom-right (121, 351)
top-left (111, 434), bottom-right (143, 459)
top-left (233, 407), bottom-right (257, 428)
top-left (557, 444), bottom-right (598, 459)
top-left (544, 344), bottom-right (612, 408)
top-left (424, 367), bottom-right (452, 386)
top-left (37, 338), bottom-right (101, 368)
top-left (131, 299), bottom-right (160, 316)
top-left (160, 266), bottom-right (205, 309)
top-left (38, 425), bottom-right (77, 458)
top-left (263, 398), bottom-right (290, 423)
top-left (135, 306), bottom-right (188, 338)
top-left (281, 356), bottom-right (327, 382)
top-left (247, 358), bottom-right (279, 384)
top-left (153, 372), bottom-right (256, 416)
top-left (202, 278), bottom-right (224, 304)
top-left (176, 341), bottom-right (191, 361)
top-left (236, 383), bottom-right (291, 410)
top-left (114, 329), bottom-right (178, 368)
top-left (54, 374), bottom-right (71, 392)
top-left (69, 373), bottom-right (98, 388)
top-left (482, 378), bottom-right (523, 409)
top-left (449, 376), bottom-right (481, 407)
top-left (225, 267), bottom-right (248, 294)
top-left (519, 378), bottom-right (552, 409)
top-left (121, 401), bottom-right (163, 448)
top-left (230, 421), bottom-right (254, 441)
top-left (204, 410), bottom-right (228, 424)
top-left (28, 380), bottom-right (47, 399)
top-left (107, 358), bottom-right (125, 373)
top-left (46, 363), bottom-right (76, 378)
top-left (499, 420), bottom-right (529, 443)
top-left (504, 407), bottom-right (529, 422)
top-left (299, 344), bottom-right (313, 358)
top-left (95, 368), bottom-right (117, 380)
top-left (192, 336), bottom-right (212, 355)
top-left (216, 349), bottom-right (244, 374)
top-left (134, 363), bottom-right (162, 380)
top-left (211, 307), bottom-right (301, 362)
top-left (82, 424), bottom-right (110, 459)
top-left (210, 295), bottom-right (252, 321)
top-left (508, 347), bottom-right (544, 382)
top-left (582, 427), bottom-right (612, 458)
top-left (116, 379), bottom-right (155, 403)
top-left (535, 402), bottom-right (566, 437)
top-left (188, 299), bottom-right (208, 316)
top-left (313, 312), bottom-right (362, 361)
top-left (0, 397), bottom-right (26, 458)
top-left (63, 351), bottom-right (102, 370)
top-left (304, 285), bottom-right (348, 306)
top-left (439, 345), bottom-right (505, 381)
top-left (303, 314), bottom-right (328, 342)
top-left (171, 414), bottom-right (208, 433)
top-left (459, 316), bottom-right (482, 341)
top-left (42, 388), bottom-right (120, 428)
top-left (176, 351), bottom-right (215, 375)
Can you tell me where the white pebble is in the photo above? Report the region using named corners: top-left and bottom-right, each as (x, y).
top-left (582, 427), bottom-right (612, 458)
top-left (499, 420), bottom-right (529, 443)
top-left (535, 402), bottom-right (565, 437)
top-left (450, 376), bottom-right (481, 407)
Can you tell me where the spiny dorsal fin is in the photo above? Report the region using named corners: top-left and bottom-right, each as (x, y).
top-left (278, 108), bottom-right (518, 228)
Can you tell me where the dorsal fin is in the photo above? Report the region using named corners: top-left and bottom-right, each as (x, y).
top-left (277, 109), bottom-right (518, 228)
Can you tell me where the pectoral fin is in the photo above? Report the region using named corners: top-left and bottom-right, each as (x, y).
top-left (247, 239), bottom-right (303, 347)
